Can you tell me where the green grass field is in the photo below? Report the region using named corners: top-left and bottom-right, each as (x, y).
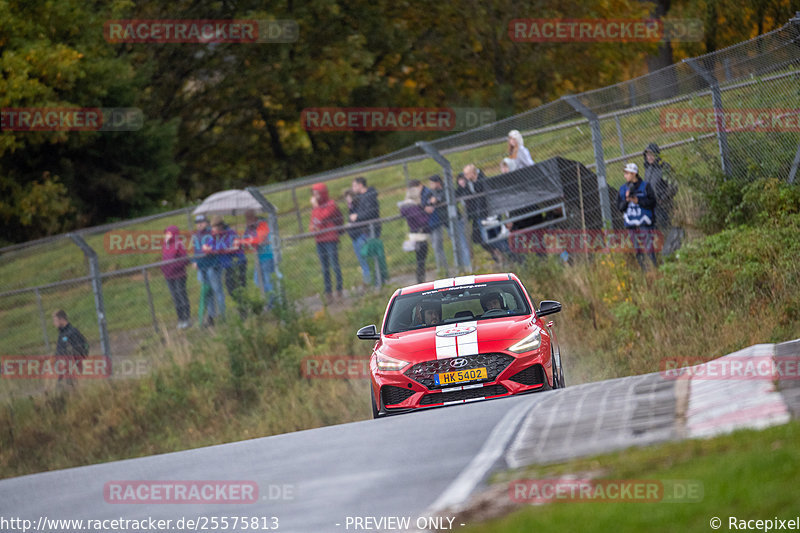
top-left (460, 421), bottom-right (800, 533)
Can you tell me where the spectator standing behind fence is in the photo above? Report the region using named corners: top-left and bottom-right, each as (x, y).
top-left (161, 225), bottom-right (191, 329)
top-left (350, 177), bottom-right (389, 287)
top-left (399, 180), bottom-right (430, 284)
top-left (310, 183), bottom-right (344, 303)
top-left (211, 216), bottom-right (247, 319)
top-left (507, 130), bottom-right (535, 169)
top-left (240, 209), bottom-right (275, 308)
top-left (617, 162), bottom-right (658, 270)
top-left (53, 309), bottom-right (88, 387)
top-left (192, 214), bottom-right (225, 326)
top-left (643, 143), bottom-right (683, 256)
top-left (421, 175), bottom-right (449, 276)
top-left (344, 190), bottom-right (371, 289)
top-left (458, 164), bottom-right (497, 264)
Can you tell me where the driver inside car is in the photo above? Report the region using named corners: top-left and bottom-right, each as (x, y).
top-left (414, 301), bottom-right (442, 326)
top-left (480, 292), bottom-right (504, 313)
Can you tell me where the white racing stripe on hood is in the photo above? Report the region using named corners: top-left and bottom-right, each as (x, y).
top-left (435, 320), bottom-right (478, 359)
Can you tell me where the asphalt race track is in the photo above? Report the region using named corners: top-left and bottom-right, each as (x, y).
top-left (1, 339), bottom-right (797, 533)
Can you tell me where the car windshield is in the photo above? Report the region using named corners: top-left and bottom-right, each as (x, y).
top-left (383, 280), bottom-right (531, 334)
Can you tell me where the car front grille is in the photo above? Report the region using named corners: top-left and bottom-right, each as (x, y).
top-left (404, 353), bottom-right (515, 390)
top-left (419, 384), bottom-right (508, 405)
top-left (381, 385), bottom-right (415, 406)
top-left (508, 364), bottom-right (546, 386)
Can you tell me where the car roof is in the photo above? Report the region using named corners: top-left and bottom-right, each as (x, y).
top-left (396, 273), bottom-right (520, 295)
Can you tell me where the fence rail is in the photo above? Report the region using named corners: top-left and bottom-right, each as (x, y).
top-left (1, 16), bottom-right (799, 359)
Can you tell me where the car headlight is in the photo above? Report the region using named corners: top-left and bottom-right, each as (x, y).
top-left (376, 350), bottom-right (410, 371)
top-left (507, 329), bottom-right (542, 353)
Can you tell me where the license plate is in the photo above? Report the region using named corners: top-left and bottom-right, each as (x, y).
top-left (435, 367), bottom-right (488, 386)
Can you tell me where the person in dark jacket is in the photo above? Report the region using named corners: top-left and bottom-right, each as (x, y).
top-left (161, 225), bottom-right (191, 328)
top-left (421, 175), bottom-right (449, 275)
top-left (52, 309), bottom-right (88, 386)
top-left (344, 190), bottom-right (371, 287)
top-left (643, 143), bottom-right (678, 229)
top-left (399, 180), bottom-right (430, 284)
top-left (53, 310), bottom-right (89, 357)
top-left (617, 162), bottom-right (658, 270)
top-left (458, 164), bottom-right (499, 262)
top-left (310, 183), bottom-right (344, 301)
top-left (349, 177), bottom-right (388, 286)
top-left (210, 216), bottom-right (247, 319)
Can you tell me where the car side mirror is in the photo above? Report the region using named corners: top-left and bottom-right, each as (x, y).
top-left (537, 300), bottom-right (562, 317)
top-left (356, 324), bottom-right (380, 340)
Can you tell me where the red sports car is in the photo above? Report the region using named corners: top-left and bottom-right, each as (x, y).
top-left (357, 273), bottom-right (565, 418)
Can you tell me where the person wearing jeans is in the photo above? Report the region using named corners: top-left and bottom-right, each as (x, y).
top-left (399, 180), bottom-right (430, 284)
top-left (161, 225), bottom-right (191, 328)
top-left (309, 183), bottom-right (344, 301)
top-left (241, 210), bottom-right (276, 308)
top-left (617, 162), bottom-right (658, 270)
top-left (345, 191), bottom-right (371, 286)
top-left (350, 177), bottom-right (389, 286)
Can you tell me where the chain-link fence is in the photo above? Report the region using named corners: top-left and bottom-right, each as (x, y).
top-left (1, 16), bottom-right (799, 364)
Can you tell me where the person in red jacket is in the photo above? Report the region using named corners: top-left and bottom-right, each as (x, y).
top-left (161, 225), bottom-right (191, 328)
top-left (309, 183), bottom-right (344, 302)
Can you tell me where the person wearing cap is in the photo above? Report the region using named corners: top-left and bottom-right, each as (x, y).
top-left (617, 162), bottom-right (658, 270)
top-left (507, 130), bottom-right (535, 169)
top-left (161, 225), bottom-right (191, 329)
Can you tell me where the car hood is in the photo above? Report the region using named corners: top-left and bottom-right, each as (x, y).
top-left (378, 315), bottom-right (540, 362)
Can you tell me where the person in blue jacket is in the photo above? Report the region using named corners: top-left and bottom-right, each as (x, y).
top-left (617, 162), bottom-right (658, 270)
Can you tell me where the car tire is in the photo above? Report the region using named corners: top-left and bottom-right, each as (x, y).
top-left (552, 346), bottom-right (566, 389)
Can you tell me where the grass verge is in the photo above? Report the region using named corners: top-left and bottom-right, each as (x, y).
top-left (459, 421), bottom-right (800, 533)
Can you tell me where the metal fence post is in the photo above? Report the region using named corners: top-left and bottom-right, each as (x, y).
top-left (788, 143), bottom-right (800, 184)
top-left (685, 57), bottom-right (732, 177)
top-left (369, 222), bottom-right (383, 286)
top-left (563, 95), bottom-right (613, 228)
top-left (142, 268), bottom-right (159, 334)
top-left (35, 288), bottom-right (51, 354)
top-left (416, 141), bottom-right (463, 273)
top-left (292, 187), bottom-right (304, 234)
top-left (67, 233), bottom-right (111, 358)
top-left (246, 187), bottom-right (285, 308)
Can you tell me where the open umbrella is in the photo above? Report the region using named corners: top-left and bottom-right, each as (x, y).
top-left (193, 189), bottom-right (264, 216)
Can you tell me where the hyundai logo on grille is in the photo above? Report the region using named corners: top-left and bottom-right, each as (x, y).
top-left (450, 358), bottom-right (469, 368)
